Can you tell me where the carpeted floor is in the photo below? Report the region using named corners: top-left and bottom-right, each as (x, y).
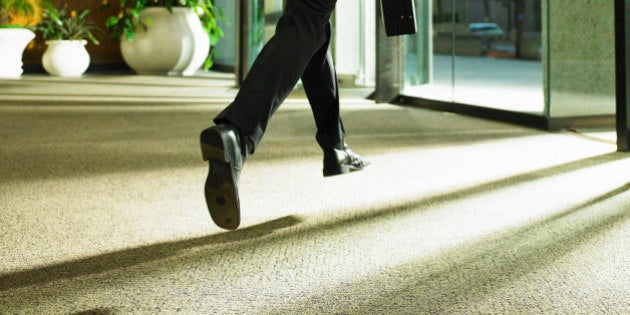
top-left (1, 73), bottom-right (629, 314)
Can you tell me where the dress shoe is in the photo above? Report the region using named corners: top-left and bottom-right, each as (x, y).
top-left (200, 124), bottom-right (245, 230)
top-left (322, 143), bottom-right (370, 177)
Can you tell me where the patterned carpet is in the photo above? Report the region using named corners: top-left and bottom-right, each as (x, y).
top-left (1, 73), bottom-right (629, 314)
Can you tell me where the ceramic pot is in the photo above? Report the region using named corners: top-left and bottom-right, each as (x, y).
top-left (0, 28), bottom-right (36, 78)
top-left (42, 40), bottom-right (90, 77)
top-left (120, 7), bottom-right (210, 76)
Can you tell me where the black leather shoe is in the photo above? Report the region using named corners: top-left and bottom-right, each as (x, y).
top-left (322, 143), bottom-right (370, 177)
top-left (200, 124), bottom-right (245, 230)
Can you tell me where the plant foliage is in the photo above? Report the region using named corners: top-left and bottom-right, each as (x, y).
top-left (37, 2), bottom-right (101, 44)
top-left (0, 0), bottom-right (41, 27)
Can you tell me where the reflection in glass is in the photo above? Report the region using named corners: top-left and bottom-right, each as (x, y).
top-left (453, 0), bottom-right (543, 113)
top-left (213, 0), bottom-right (238, 69)
top-left (404, 0), bottom-right (544, 114)
top-left (247, 0), bottom-right (284, 68)
top-left (405, 0), bottom-right (453, 102)
top-left (212, 0), bottom-right (283, 76)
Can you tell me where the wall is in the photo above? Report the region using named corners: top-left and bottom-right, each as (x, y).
top-left (334, 0), bottom-right (376, 87)
top-left (547, 0), bottom-right (616, 117)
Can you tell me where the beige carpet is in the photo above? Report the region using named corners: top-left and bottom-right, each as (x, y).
top-left (1, 73), bottom-right (629, 314)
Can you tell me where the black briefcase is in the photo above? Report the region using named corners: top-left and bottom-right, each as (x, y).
top-left (380, 0), bottom-right (417, 36)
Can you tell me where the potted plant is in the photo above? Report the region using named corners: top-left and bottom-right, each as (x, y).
top-left (104, 0), bottom-right (223, 76)
top-left (0, 0), bottom-right (41, 78)
top-left (37, 3), bottom-right (100, 77)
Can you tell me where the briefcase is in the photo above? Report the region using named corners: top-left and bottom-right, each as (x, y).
top-left (380, 0), bottom-right (417, 36)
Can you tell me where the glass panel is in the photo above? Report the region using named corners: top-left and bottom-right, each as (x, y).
top-left (247, 0), bottom-right (284, 68)
top-left (263, 0), bottom-right (284, 41)
top-left (213, 0), bottom-right (238, 69)
top-left (247, 0), bottom-right (265, 68)
top-left (404, 0), bottom-right (454, 102)
top-left (403, 0), bottom-right (544, 113)
top-left (453, 0), bottom-right (544, 114)
top-left (213, 0), bottom-right (282, 76)
top-left (452, 0), bottom-right (544, 114)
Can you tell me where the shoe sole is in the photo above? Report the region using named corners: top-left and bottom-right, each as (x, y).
top-left (200, 127), bottom-right (241, 230)
top-left (323, 163), bottom-right (369, 177)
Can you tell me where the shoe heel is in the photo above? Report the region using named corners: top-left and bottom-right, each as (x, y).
top-left (201, 142), bottom-right (229, 162)
top-left (200, 128), bottom-right (232, 163)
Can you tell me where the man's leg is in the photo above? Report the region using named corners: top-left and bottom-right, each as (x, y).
top-left (214, 0), bottom-right (338, 152)
top-left (201, 0), bottom-right (337, 230)
top-left (301, 22), bottom-right (370, 176)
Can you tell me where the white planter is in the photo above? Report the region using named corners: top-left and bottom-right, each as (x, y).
top-left (0, 28), bottom-right (35, 79)
top-left (42, 40), bottom-right (90, 77)
top-left (121, 7), bottom-right (210, 76)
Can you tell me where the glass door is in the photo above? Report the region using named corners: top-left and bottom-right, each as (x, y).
top-left (404, 0), bottom-right (454, 102)
top-left (214, 0), bottom-right (238, 72)
top-left (240, 0), bottom-right (284, 81)
top-left (214, 0), bottom-right (284, 82)
top-left (403, 0), bottom-right (545, 114)
top-left (452, 0), bottom-right (544, 114)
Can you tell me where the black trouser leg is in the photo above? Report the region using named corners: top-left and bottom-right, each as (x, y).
top-left (214, 0), bottom-right (338, 153)
top-left (301, 22), bottom-right (345, 150)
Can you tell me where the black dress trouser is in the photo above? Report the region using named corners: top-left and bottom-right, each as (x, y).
top-left (214, 0), bottom-right (343, 154)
